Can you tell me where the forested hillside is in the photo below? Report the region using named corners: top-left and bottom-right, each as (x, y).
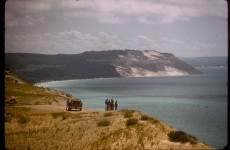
top-left (5, 50), bottom-right (201, 83)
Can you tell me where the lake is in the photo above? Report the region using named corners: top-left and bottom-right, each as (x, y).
top-left (40, 67), bottom-right (228, 149)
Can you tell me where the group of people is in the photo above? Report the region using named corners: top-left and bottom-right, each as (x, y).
top-left (105, 99), bottom-right (118, 111)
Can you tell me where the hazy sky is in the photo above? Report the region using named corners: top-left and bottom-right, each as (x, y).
top-left (5, 0), bottom-right (228, 57)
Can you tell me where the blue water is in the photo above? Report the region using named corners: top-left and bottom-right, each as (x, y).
top-left (41, 67), bottom-right (228, 149)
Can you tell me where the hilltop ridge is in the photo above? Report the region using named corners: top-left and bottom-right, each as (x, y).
top-left (5, 50), bottom-right (201, 83)
top-left (5, 70), bottom-right (73, 105)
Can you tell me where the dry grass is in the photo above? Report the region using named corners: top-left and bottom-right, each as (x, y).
top-left (5, 82), bottom-right (72, 106)
top-left (103, 112), bottom-right (114, 117)
top-left (5, 107), bottom-right (215, 150)
top-left (97, 119), bottom-right (111, 127)
top-left (5, 71), bottom-right (73, 106)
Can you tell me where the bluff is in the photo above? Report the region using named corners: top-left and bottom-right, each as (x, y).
top-left (5, 50), bottom-right (201, 83)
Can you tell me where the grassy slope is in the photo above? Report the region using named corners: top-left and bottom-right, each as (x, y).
top-left (4, 71), bottom-right (215, 150)
top-left (5, 70), bottom-right (72, 105)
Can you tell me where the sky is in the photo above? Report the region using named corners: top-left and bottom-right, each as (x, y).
top-left (5, 0), bottom-right (228, 57)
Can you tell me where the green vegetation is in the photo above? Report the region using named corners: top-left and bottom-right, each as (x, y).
top-left (168, 131), bottom-right (198, 144)
top-left (149, 119), bottom-right (160, 125)
top-left (5, 71), bottom-right (72, 106)
top-left (126, 118), bottom-right (139, 126)
top-left (5, 82), bottom-right (57, 105)
top-left (5, 51), bottom-right (202, 83)
top-left (140, 115), bottom-right (152, 120)
top-left (121, 109), bottom-right (136, 118)
top-left (140, 115), bottom-right (160, 125)
top-left (97, 119), bottom-right (111, 127)
top-left (5, 52), bottom-right (122, 83)
top-left (65, 93), bottom-right (72, 98)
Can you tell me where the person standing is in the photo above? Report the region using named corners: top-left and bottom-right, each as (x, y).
top-left (115, 100), bottom-right (118, 111)
top-left (105, 99), bottom-right (108, 111)
top-left (107, 100), bottom-right (110, 111)
top-left (111, 99), bottom-right (114, 110)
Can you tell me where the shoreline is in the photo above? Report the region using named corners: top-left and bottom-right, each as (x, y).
top-left (36, 73), bottom-right (201, 87)
top-left (35, 66), bottom-right (227, 86)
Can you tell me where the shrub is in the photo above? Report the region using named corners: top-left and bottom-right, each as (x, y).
top-left (18, 116), bottom-right (30, 124)
top-left (140, 115), bottom-right (160, 125)
top-left (150, 119), bottom-right (160, 125)
top-left (51, 112), bottom-right (69, 120)
top-left (121, 109), bottom-right (135, 118)
top-left (124, 112), bottom-right (133, 118)
top-left (103, 112), bottom-right (113, 117)
top-left (140, 115), bottom-right (152, 120)
top-left (126, 118), bottom-right (138, 126)
top-left (168, 131), bottom-right (198, 144)
top-left (66, 94), bottom-right (72, 97)
top-left (97, 119), bottom-right (111, 127)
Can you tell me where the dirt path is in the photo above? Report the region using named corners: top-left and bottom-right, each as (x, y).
top-left (55, 96), bottom-right (101, 112)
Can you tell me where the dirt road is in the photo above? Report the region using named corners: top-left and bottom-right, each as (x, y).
top-left (17, 96), bottom-right (100, 113)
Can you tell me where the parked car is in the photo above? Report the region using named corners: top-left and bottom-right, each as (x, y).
top-left (66, 99), bottom-right (83, 111)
